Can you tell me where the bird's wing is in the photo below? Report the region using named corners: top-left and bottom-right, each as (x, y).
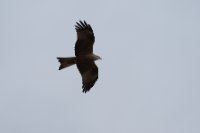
top-left (75, 20), bottom-right (95, 56)
top-left (76, 59), bottom-right (98, 93)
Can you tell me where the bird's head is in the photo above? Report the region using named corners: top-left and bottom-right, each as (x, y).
top-left (92, 54), bottom-right (102, 61)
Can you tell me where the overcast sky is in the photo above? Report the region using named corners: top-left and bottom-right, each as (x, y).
top-left (0, 0), bottom-right (200, 133)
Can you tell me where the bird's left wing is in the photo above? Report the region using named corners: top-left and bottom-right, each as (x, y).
top-left (76, 59), bottom-right (98, 93)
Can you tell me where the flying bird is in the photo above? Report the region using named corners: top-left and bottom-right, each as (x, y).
top-left (57, 20), bottom-right (101, 93)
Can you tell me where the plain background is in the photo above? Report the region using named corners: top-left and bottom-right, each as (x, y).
top-left (0, 0), bottom-right (200, 133)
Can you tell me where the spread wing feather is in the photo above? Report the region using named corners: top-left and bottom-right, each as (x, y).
top-left (76, 58), bottom-right (98, 93)
top-left (75, 20), bottom-right (95, 56)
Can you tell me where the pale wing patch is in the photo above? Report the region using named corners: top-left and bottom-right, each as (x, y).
top-left (82, 70), bottom-right (98, 84)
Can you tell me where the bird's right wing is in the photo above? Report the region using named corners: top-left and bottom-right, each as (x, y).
top-left (75, 20), bottom-right (95, 56)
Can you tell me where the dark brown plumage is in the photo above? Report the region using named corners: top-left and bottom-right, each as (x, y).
top-left (75, 21), bottom-right (95, 56)
top-left (57, 20), bottom-right (101, 93)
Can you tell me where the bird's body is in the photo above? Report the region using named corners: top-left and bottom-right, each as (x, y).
top-left (57, 20), bottom-right (101, 93)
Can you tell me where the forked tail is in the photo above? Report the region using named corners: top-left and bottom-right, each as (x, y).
top-left (57, 57), bottom-right (76, 70)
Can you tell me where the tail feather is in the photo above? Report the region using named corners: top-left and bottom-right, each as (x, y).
top-left (57, 57), bottom-right (76, 70)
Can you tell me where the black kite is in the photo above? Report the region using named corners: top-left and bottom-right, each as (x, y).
top-left (57, 20), bottom-right (101, 93)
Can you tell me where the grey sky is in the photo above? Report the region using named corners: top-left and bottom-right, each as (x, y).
top-left (0, 0), bottom-right (200, 133)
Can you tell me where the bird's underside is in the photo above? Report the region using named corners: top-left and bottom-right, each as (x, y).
top-left (57, 20), bottom-right (101, 93)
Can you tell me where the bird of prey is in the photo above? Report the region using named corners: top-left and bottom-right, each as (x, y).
top-left (57, 20), bottom-right (101, 93)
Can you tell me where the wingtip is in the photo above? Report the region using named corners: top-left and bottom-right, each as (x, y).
top-left (82, 89), bottom-right (89, 93)
top-left (75, 20), bottom-right (93, 32)
top-left (82, 85), bottom-right (92, 93)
